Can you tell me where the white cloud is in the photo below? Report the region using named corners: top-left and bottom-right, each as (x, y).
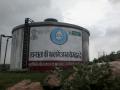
top-left (0, 0), bottom-right (120, 62)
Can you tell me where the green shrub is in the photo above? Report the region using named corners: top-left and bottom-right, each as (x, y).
top-left (62, 63), bottom-right (120, 90)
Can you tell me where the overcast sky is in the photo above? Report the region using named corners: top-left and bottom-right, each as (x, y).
top-left (0, 0), bottom-right (120, 63)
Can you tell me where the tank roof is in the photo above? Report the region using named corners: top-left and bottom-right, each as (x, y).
top-left (12, 21), bottom-right (90, 36)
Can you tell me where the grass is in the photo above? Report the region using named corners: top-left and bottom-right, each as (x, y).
top-left (0, 69), bottom-right (73, 90)
top-left (0, 71), bottom-right (48, 90)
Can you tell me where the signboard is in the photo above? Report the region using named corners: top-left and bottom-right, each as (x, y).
top-left (29, 26), bottom-right (82, 66)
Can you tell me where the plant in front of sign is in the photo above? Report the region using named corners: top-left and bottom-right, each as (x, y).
top-left (61, 62), bottom-right (120, 90)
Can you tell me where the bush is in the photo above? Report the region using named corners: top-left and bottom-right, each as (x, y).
top-left (62, 63), bottom-right (120, 90)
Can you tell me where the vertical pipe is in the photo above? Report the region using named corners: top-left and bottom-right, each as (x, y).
top-left (0, 35), bottom-right (2, 63)
top-left (3, 38), bottom-right (9, 66)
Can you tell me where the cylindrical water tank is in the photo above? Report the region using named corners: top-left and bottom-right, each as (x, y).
top-left (10, 18), bottom-right (90, 71)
